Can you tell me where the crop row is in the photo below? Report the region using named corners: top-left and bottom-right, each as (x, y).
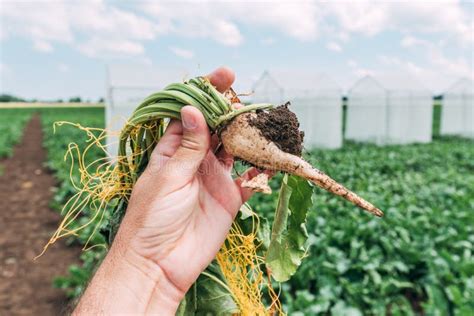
top-left (0, 109), bottom-right (32, 159)
top-left (250, 137), bottom-right (474, 315)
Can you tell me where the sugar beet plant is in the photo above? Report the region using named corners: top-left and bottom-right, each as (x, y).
top-left (41, 77), bottom-right (382, 314)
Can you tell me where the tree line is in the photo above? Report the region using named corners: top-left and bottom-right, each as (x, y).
top-left (0, 94), bottom-right (105, 103)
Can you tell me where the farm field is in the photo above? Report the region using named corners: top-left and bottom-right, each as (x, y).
top-left (0, 111), bottom-right (80, 314)
top-left (0, 105), bottom-right (473, 315)
top-left (253, 137), bottom-right (474, 315)
top-left (0, 109), bottom-right (32, 160)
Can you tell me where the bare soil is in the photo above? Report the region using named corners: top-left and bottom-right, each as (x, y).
top-left (249, 102), bottom-right (304, 156)
top-left (0, 115), bottom-right (80, 315)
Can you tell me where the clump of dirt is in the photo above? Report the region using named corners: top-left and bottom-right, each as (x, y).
top-left (249, 102), bottom-right (304, 156)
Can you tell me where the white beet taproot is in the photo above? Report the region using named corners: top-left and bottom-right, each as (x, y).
top-left (221, 112), bottom-right (383, 217)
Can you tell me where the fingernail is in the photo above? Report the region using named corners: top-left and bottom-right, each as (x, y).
top-left (182, 111), bottom-right (197, 130)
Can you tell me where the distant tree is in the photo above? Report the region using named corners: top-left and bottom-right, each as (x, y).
top-left (0, 94), bottom-right (25, 102)
top-left (56, 99), bottom-right (64, 103)
top-left (68, 96), bottom-right (82, 103)
top-left (98, 97), bottom-right (105, 103)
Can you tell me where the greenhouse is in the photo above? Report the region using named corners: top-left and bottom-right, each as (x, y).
top-left (347, 74), bottom-right (433, 145)
top-left (251, 70), bottom-right (284, 105)
top-left (441, 78), bottom-right (474, 138)
top-left (252, 71), bottom-right (343, 149)
top-left (286, 73), bottom-right (343, 149)
top-left (105, 64), bottom-right (185, 158)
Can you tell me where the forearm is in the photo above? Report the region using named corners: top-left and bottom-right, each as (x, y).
top-left (73, 242), bottom-right (183, 315)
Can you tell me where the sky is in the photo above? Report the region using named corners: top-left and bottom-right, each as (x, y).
top-left (0, 0), bottom-right (473, 100)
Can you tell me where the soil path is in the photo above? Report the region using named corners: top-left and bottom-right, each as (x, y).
top-left (0, 115), bottom-right (80, 315)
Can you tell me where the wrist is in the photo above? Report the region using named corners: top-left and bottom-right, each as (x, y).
top-left (74, 238), bottom-right (184, 315)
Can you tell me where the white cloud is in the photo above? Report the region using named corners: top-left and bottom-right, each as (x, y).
top-left (233, 1), bottom-right (321, 41)
top-left (67, 1), bottom-right (157, 41)
top-left (211, 20), bottom-right (243, 46)
top-left (140, 1), bottom-right (320, 45)
top-left (326, 42), bottom-right (342, 52)
top-left (0, 0), bottom-right (155, 57)
top-left (326, 1), bottom-right (473, 45)
top-left (397, 34), bottom-right (473, 86)
top-left (428, 51), bottom-right (473, 79)
top-left (0, 0), bottom-right (472, 64)
top-left (400, 35), bottom-right (428, 48)
top-left (347, 59), bottom-right (374, 78)
top-left (326, 2), bottom-right (387, 36)
top-left (169, 46), bottom-right (194, 59)
top-left (347, 59), bottom-right (357, 68)
top-left (57, 63), bottom-right (70, 73)
top-left (376, 53), bottom-right (473, 93)
top-left (139, 2), bottom-right (244, 46)
top-left (0, 63), bottom-right (7, 74)
top-left (1, 1), bottom-right (73, 44)
top-left (0, 63), bottom-right (10, 87)
top-left (78, 38), bottom-right (145, 58)
top-left (33, 40), bottom-right (54, 53)
top-left (377, 55), bottom-right (425, 75)
top-left (261, 37), bottom-right (276, 46)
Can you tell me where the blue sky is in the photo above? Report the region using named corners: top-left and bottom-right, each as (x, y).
top-left (0, 0), bottom-right (473, 100)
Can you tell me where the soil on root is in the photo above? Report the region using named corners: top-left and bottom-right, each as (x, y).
top-left (0, 115), bottom-right (80, 315)
top-left (249, 102), bottom-right (304, 156)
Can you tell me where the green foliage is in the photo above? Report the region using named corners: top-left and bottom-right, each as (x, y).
top-left (177, 263), bottom-right (239, 315)
top-left (0, 108), bottom-right (31, 159)
top-left (266, 175), bottom-right (313, 282)
top-left (432, 103), bottom-right (442, 138)
top-left (0, 94), bottom-right (26, 102)
top-left (68, 96), bottom-right (82, 103)
top-left (249, 137), bottom-right (474, 315)
top-left (53, 248), bottom-right (106, 298)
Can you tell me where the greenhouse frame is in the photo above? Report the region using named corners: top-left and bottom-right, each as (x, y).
top-left (286, 74), bottom-right (343, 149)
top-left (252, 70), bottom-right (343, 149)
top-left (346, 74), bottom-right (433, 145)
top-left (251, 71), bottom-right (284, 105)
top-left (441, 78), bottom-right (474, 138)
top-left (105, 65), bottom-right (186, 159)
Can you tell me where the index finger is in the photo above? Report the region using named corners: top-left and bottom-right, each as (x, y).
top-left (205, 66), bottom-right (235, 93)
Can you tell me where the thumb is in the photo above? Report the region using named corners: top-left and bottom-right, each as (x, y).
top-left (161, 106), bottom-right (210, 183)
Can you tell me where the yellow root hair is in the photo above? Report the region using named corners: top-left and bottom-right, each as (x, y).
top-left (217, 211), bottom-right (283, 315)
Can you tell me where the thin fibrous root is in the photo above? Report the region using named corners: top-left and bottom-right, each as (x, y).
top-left (241, 173), bottom-right (272, 195)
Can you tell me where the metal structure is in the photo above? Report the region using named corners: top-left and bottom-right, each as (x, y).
top-left (251, 71), bottom-right (284, 105)
top-left (105, 64), bottom-right (187, 158)
top-left (251, 70), bottom-right (343, 149)
top-left (346, 76), bottom-right (387, 145)
top-left (441, 78), bottom-right (474, 138)
top-left (286, 74), bottom-right (343, 149)
top-left (347, 74), bottom-right (433, 145)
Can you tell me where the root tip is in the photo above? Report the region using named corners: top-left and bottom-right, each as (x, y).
top-left (373, 208), bottom-right (384, 217)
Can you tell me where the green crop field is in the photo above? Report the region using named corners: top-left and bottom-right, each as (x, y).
top-left (0, 108), bottom-right (32, 175)
top-left (0, 105), bottom-right (472, 315)
top-left (252, 138), bottom-right (474, 315)
top-left (0, 109), bottom-right (32, 158)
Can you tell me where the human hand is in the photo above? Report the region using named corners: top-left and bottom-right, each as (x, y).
top-left (74, 67), bottom-right (263, 315)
